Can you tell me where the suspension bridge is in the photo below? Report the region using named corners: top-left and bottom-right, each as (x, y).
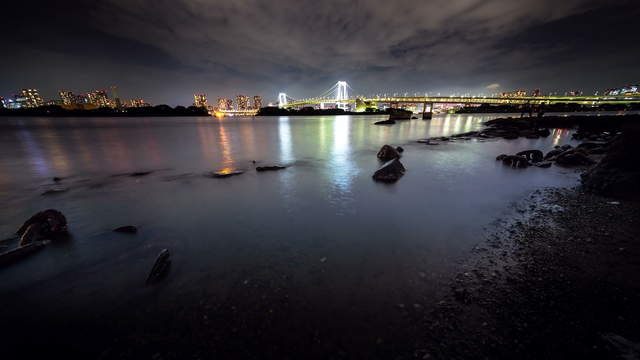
top-left (277, 81), bottom-right (640, 113)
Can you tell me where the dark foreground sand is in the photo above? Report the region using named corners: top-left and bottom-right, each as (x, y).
top-left (416, 188), bottom-right (640, 359)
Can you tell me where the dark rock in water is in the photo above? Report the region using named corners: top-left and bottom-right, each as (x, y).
top-left (417, 139), bottom-right (439, 145)
top-left (396, 146), bottom-right (404, 153)
top-left (582, 123), bottom-right (640, 199)
top-left (503, 132), bottom-right (519, 140)
top-left (17, 209), bottom-right (67, 240)
top-left (256, 165), bottom-right (286, 172)
top-left (113, 225), bottom-right (137, 234)
top-left (53, 177), bottom-right (62, 182)
top-left (130, 171), bottom-right (153, 177)
top-left (588, 147), bottom-right (607, 155)
top-left (496, 154), bottom-right (508, 161)
top-left (577, 141), bottom-right (606, 150)
top-left (555, 149), bottom-right (595, 166)
top-left (372, 158), bottom-right (406, 183)
top-left (41, 188), bottom-right (68, 196)
top-left (534, 161), bottom-right (552, 168)
top-left (374, 119), bottom-right (396, 125)
top-left (560, 144), bottom-right (573, 151)
top-left (544, 149), bottom-right (564, 160)
top-left (516, 150), bottom-right (544, 163)
top-left (501, 155), bottom-right (529, 168)
top-left (411, 116), bottom-right (418, 119)
top-left (146, 249), bottom-right (171, 284)
top-left (377, 144), bottom-right (401, 161)
top-left (0, 241), bottom-right (47, 266)
top-left (210, 170), bottom-right (244, 178)
top-left (536, 128), bottom-right (551, 137)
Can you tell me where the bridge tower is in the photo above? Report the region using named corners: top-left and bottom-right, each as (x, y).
top-left (336, 81), bottom-right (348, 109)
top-left (278, 93), bottom-right (288, 108)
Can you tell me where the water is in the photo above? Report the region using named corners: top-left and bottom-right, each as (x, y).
top-left (0, 114), bottom-right (580, 356)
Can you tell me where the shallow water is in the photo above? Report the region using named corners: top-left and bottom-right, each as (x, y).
top-left (0, 114), bottom-right (581, 355)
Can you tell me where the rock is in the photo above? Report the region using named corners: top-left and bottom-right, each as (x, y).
top-left (560, 144), bottom-right (573, 151)
top-left (130, 171), bottom-right (153, 177)
top-left (53, 177), bottom-right (62, 182)
top-left (396, 146), bottom-right (404, 153)
top-left (0, 241), bottom-right (47, 266)
top-left (41, 188), bottom-right (68, 196)
top-left (411, 116), bottom-right (418, 119)
top-left (374, 119), bottom-right (396, 125)
top-left (577, 141), bottom-right (606, 150)
top-left (587, 147), bottom-right (607, 155)
top-left (418, 139), bottom-right (439, 145)
top-left (113, 225), bottom-right (137, 233)
top-left (544, 149), bottom-right (564, 160)
top-left (16, 209), bottom-right (67, 242)
top-left (372, 158), bottom-right (406, 183)
top-left (582, 123), bottom-right (640, 199)
top-left (536, 128), bottom-right (551, 137)
top-left (210, 170), bottom-right (244, 178)
top-left (377, 144), bottom-right (401, 161)
top-left (146, 249), bottom-right (171, 284)
top-left (555, 149), bottom-right (595, 166)
top-left (503, 132), bottom-right (519, 139)
top-left (496, 154), bottom-right (508, 161)
top-left (516, 150), bottom-right (544, 163)
top-left (501, 155), bottom-right (529, 168)
top-left (534, 161), bottom-right (552, 168)
top-left (256, 165), bottom-right (286, 172)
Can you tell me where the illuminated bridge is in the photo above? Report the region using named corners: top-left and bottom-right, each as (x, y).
top-left (278, 81), bottom-right (640, 111)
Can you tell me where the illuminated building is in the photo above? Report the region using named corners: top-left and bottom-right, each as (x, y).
top-left (500, 90), bottom-right (527, 98)
top-left (111, 86), bottom-right (122, 108)
top-left (532, 88), bottom-right (541, 97)
top-left (59, 90), bottom-right (76, 105)
top-left (236, 94), bottom-right (249, 110)
top-left (87, 90), bottom-right (111, 107)
top-left (217, 97), bottom-right (232, 110)
top-left (125, 99), bottom-right (151, 107)
top-left (567, 90), bottom-right (582, 96)
top-left (19, 89), bottom-right (44, 108)
top-left (604, 85), bottom-right (639, 96)
top-left (193, 93), bottom-right (208, 108)
top-left (253, 95), bottom-right (262, 109)
top-left (0, 96), bottom-right (5, 108)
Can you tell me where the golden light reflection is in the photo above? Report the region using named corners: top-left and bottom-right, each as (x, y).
top-left (217, 119), bottom-right (235, 168)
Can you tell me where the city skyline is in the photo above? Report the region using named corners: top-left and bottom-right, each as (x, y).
top-left (1, 1), bottom-right (638, 106)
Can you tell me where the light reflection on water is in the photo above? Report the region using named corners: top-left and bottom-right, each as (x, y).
top-left (0, 113), bottom-right (584, 336)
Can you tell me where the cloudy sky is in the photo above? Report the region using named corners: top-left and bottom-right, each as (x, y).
top-left (2, 0), bottom-right (638, 105)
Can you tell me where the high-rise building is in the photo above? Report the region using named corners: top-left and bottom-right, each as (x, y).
top-left (87, 90), bottom-right (111, 107)
top-left (193, 94), bottom-right (208, 108)
top-left (59, 90), bottom-right (76, 105)
top-left (217, 97), bottom-right (232, 110)
top-left (111, 86), bottom-right (122, 108)
top-left (126, 99), bottom-right (151, 108)
top-left (252, 95), bottom-right (262, 109)
top-left (19, 89), bottom-right (44, 108)
top-left (236, 94), bottom-right (249, 110)
top-left (0, 96), bottom-right (5, 108)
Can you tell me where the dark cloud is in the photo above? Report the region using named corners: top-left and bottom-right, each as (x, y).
top-left (1, 0), bottom-right (638, 105)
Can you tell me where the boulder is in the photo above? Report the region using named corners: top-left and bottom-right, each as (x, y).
top-left (146, 249), bottom-right (171, 284)
top-left (374, 119), bottom-right (396, 125)
top-left (501, 155), bottom-right (529, 168)
top-left (496, 154), bottom-right (508, 161)
top-left (372, 159), bottom-right (406, 183)
top-left (536, 128), bottom-right (551, 137)
top-left (516, 150), bottom-right (544, 163)
top-left (211, 170), bottom-right (244, 178)
top-left (582, 123), bottom-right (640, 199)
top-left (555, 149), bottom-right (596, 166)
top-left (256, 165), bottom-right (286, 172)
top-left (17, 209), bottom-right (67, 239)
top-left (113, 225), bottom-right (138, 233)
top-left (396, 146), bottom-right (404, 153)
top-left (544, 149), bottom-right (564, 160)
top-left (560, 144), bottom-right (573, 151)
top-left (534, 161), bottom-right (552, 168)
top-left (377, 145), bottom-right (401, 161)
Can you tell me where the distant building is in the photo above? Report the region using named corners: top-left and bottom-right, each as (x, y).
top-left (236, 94), bottom-right (249, 110)
top-left (193, 93), bottom-right (208, 108)
top-left (252, 95), bottom-right (262, 109)
top-left (531, 88), bottom-right (541, 97)
top-left (111, 86), bottom-right (122, 108)
top-left (126, 99), bottom-right (151, 108)
top-left (87, 90), bottom-right (111, 107)
top-left (217, 97), bottom-right (232, 110)
top-left (0, 96), bottom-right (5, 108)
top-left (500, 90), bottom-right (527, 98)
top-left (604, 85), bottom-right (639, 96)
top-left (19, 89), bottom-right (44, 108)
top-left (567, 90), bottom-right (582, 96)
top-left (59, 90), bottom-right (76, 105)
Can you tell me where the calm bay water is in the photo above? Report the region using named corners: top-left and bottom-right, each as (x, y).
top-left (0, 114), bottom-right (580, 356)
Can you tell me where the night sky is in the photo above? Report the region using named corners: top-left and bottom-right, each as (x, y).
top-left (2, 0), bottom-right (638, 106)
